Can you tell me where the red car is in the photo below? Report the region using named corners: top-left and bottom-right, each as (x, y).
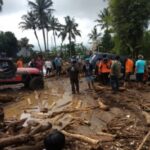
top-left (0, 58), bottom-right (44, 90)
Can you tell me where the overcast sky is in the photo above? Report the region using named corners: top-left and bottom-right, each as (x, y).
top-left (0, 0), bottom-right (107, 50)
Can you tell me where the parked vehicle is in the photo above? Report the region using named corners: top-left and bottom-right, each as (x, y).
top-left (0, 58), bottom-right (44, 90)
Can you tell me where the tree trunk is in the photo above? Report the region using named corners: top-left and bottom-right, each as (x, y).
top-left (34, 29), bottom-right (42, 52)
top-left (0, 134), bottom-right (30, 148)
top-left (46, 30), bottom-right (49, 51)
top-left (42, 27), bottom-right (47, 52)
top-left (69, 36), bottom-right (72, 57)
top-left (53, 30), bottom-right (57, 49)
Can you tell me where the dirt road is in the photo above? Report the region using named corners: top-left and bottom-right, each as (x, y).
top-left (1, 77), bottom-right (150, 149)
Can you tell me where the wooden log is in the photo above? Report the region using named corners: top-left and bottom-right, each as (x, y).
top-left (75, 100), bottom-right (82, 109)
top-left (6, 141), bottom-right (44, 150)
top-left (142, 111), bottom-right (150, 126)
top-left (30, 122), bottom-right (52, 136)
top-left (136, 130), bottom-right (150, 150)
top-left (94, 86), bottom-right (106, 92)
top-left (96, 132), bottom-right (116, 138)
top-left (61, 130), bottom-right (100, 145)
top-left (6, 118), bottom-right (27, 128)
top-left (19, 126), bottom-right (31, 134)
top-left (0, 134), bottom-right (31, 148)
top-left (97, 99), bottom-right (109, 111)
top-left (34, 129), bottom-right (52, 142)
top-left (49, 106), bottom-right (99, 119)
top-left (0, 107), bottom-right (4, 122)
top-left (0, 95), bottom-right (15, 103)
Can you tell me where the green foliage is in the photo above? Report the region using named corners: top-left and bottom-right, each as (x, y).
top-left (28, 0), bottom-right (54, 51)
top-left (96, 8), bottom-right (112, 31)
top-left (109, 0), bottom-right (150, 57)
top-left (18, 37), bottom-right (34, 50)
top-left (140, 31), bottom-right (150, 59)
top-left (101, 30), bottom-right (114, 52)
top-left (47, 16), bottom-right (61, 48)
top-left (0, 0), bottom-right (3, 11)
top-left (88, 26), bottom-right (101, 42)
top-left (0, 31), bottom-right (18, 57)
top-left (59, 16), bottom-right (81, 57)
top-left (20, 11), bottom-right (42, 51)
top-left (112, 34), bottom-right (122, 54)
top-left (75, 43), bottom-right (87, 56)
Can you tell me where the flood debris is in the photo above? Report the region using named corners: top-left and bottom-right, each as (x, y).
top-left (2, 79), bottom-right (150, 149)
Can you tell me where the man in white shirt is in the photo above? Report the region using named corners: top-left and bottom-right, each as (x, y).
top-left (45, 59), bottom-right (52, 77)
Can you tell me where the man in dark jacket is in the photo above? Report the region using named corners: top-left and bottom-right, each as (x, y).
top-left (68, 60), bottom-right (80, 94)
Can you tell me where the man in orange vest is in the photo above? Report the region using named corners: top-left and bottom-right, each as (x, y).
top-left (16, 58), bottom-right (23, 68)
top-left (98, 56), bottom-right (111, 85)
top-left (124, 56), bottom-right (134, 87)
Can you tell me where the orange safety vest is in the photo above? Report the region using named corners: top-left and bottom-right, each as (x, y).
top-left (16, 60), bottom-right (23, 68)
top-left (125, 59), bottom-right (134, 73)
top-left (98, 60), bottom-right (111, 73)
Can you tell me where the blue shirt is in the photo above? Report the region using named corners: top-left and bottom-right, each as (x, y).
top-left (55, 57), bottom-right (62, 67)
top-left (135, 60), bottom-right (146, 73)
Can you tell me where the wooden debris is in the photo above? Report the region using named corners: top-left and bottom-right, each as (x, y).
top-left (61, 130), bottom-right (100, 145)
top-left (97, 98), bottom-right (109, 111)
top-left (119, 87), bottom-right (126, 92)
top-left (75, 100), bottom-right (82, 109)
top-left (96, 132), bottom-right (116, 138)
top-left (0, 95), bottom-right (15, 103)
top-left (30, 122), bottom-right (52, 136)
top-left (0, 134), bottom-right (31, 148)
top-left (7, 141), bottom-right (43, 150)
top-left (94, 85), bottom-right (106, 92)
top-left (142, 111), bottom-right (150, 126)
top-left (136, 130), bottom-right (150, 150)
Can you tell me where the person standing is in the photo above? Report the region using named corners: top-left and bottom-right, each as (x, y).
top-left (124, 57), bottom-right (134, 87)
top-left (45, 59), bottom-right (52, 77)
top-left (35, 56), bottom-right (44, 73)
top-left (135, 55), bottom-right (146, 89)
top-left (68, 60), bottom-right (80, 94)
top-left (28, 58), bottom-right (36, 68)
top-left (110, 56), bottom-right (121, 93)
top-left (55, 55), bottom-right (62, 77)
top-left (83, 59), bottom-right (94, 90)
top-left (16, 58), bottom-right (23, 68)
top-left (98, 56), bottom-right (111, 85)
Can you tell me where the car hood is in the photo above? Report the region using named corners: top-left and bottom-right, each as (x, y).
top-left (17, 67), bottom-right (40, 74)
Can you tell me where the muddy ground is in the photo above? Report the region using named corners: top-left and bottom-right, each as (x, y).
top-left (1, 77), bottom-right (150, 150)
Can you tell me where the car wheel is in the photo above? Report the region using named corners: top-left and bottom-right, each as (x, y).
top-left (29, 76), bottom-right (44, 90)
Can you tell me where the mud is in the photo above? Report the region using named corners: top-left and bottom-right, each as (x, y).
top-left (1, 78), bottom-right (150, 150)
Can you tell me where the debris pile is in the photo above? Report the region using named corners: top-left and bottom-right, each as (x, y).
top-left (102, 115), bottom-right (150, 150)
top-left (0, 118), bottom-right (52, 150)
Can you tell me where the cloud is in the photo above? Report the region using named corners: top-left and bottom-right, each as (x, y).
top-left (54, 0), bottom-right (107, 20)
top-left (0, 0), bottom-right (28, 16)
top-left (0, 0), bottom-right (107, 50)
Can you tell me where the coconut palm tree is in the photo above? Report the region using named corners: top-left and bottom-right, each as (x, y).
top-left (0, 0), bottom-right (3, 11)
top-left (47, 16), bottom-right (61, 49)
top-left (59, 16), bottom-right (81, 56)
top-left (96, 8), bottom-right (111, 31)
top-left (88, 26), bottom-right (101, 41)
top-left (19, 11), bottom-right (42, 52)
top-left (28, 0), bottom-right (54, 52)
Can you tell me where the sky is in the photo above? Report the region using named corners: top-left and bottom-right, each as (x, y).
top-left (0, 0), bottom-right (107, 50)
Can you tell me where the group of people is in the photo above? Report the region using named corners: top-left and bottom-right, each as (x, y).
top-left (67, 54), bottom-right (147, 94)
top-left (16, 53), bottom-right (148, 94)
top-left (16, 55), bottom-right (63, 77)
